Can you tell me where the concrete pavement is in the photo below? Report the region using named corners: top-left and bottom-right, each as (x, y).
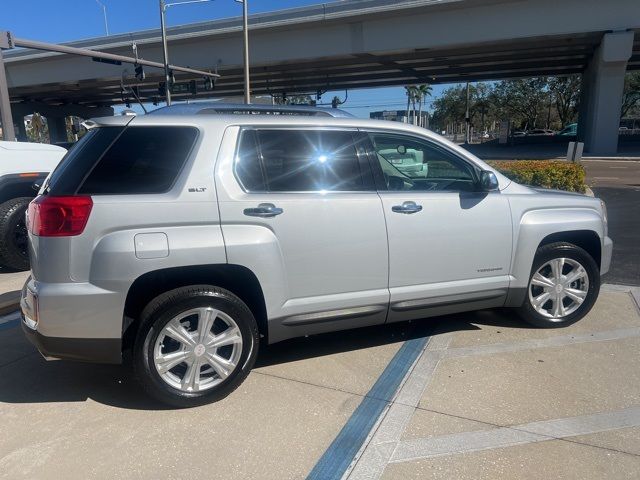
top-left (349, 286), bottom-right (640, 480)
top-left (1, 285), bottom-right (638, 479)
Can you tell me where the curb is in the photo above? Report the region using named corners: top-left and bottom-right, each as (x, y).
top-left (584, 186), bottom-right (595, 197)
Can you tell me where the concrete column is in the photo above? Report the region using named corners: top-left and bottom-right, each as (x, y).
top-left (47, 116), bottom-right (68, 144)
top-left (579, 31), bottom-right (634, 156)
top-left (11, 111), bottom-right (27, 141)
top-left (0, 49), bottom-right (15, 141)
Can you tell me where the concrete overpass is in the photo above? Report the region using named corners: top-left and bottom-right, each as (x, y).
top-left (2, 0), bottom-right (640, 154)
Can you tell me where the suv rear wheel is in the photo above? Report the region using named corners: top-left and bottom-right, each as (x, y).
top-left (133, 285), bottom-right (259, 407)
top-left (518, 242), bottom-right (600, 328)
top-left (0, 197), bottom-right (32, 271)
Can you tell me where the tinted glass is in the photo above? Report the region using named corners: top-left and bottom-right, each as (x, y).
top-left (45, 127), bottom-right (124, 195)
top-left (235, 130), bottom-right (267, 191)
top-left (78, 126), bottom-right (198, 195)
top-left (251, 129), bottom-right (364, 192)
top-left (370, 133), bottom-right (477, 192)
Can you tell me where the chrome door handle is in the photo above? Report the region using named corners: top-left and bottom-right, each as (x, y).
top-left (243, 203), bottom-right (284, 218)
top-left (392, 201), bottom-right (423, 214)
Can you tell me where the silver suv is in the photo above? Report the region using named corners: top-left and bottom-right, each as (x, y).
top-left (21, 105), bottom-right (612, 407)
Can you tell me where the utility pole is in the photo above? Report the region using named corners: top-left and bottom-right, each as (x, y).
top-left (159, 0), bottom-right (172, 105)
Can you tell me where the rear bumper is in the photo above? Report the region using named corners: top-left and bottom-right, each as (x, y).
top-left (21, 321), bottom-right (121, 363)
top-left (20, 276), bottom-right (123, 364)
top-left (601, 236), bottom-right (613, 276)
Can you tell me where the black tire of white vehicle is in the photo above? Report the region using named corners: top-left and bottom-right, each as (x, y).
top-left (518, 242), bottom-right (600, 328)
top-left (133, 285), bottom-right (259, 408)
top-left (0, 197), bottom-right (32, 271)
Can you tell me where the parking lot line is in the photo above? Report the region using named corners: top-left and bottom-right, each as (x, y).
top-left (443, 326), bottom-right (640, 358)
top-left (390, 406), bottom-right (640, 463)
top-left (307, 331), bottom-right (433, 480)
top-left (347, 333), bottom-right (454, 480)
top-left (0, 310), bottom-right (20, 331)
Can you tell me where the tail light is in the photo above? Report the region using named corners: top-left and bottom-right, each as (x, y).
top-left (27, 196), bottom-right (93, 237)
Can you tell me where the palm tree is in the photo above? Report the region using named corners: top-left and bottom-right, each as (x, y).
top-left (415, 84), bottom-right (433, 128)
top-left (404, 86), bottom-right (414, 124)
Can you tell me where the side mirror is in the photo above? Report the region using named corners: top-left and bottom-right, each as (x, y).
top-left (480, 170), bottom-right (499, 191)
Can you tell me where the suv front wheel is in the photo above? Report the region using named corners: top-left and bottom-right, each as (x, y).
top-left (518, 242), bottom-right (600, 328)
top-left (133, 285), bottom-right (259, 407)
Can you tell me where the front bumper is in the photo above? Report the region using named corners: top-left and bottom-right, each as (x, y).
top-left (20, 277), bottom-right (122, 364)
top-left (601, 236), bottom-right (613, 276)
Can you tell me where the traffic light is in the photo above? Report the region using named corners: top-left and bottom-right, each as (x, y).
top-left (134, 64), bottom-right (145, 81)
top-left (204, 77), bottom-right (215, 91)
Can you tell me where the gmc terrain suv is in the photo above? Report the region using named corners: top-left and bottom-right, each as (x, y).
top-left (21, 104), bottom-right (612, 407)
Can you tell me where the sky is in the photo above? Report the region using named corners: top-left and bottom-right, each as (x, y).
top-left (5, 0), bottom-right (449, 118)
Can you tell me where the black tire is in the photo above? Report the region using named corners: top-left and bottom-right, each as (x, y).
top-left (517, 242), bottom-right (600, 328)
top-left (133, 285), bottom-right (259, 408)
top-left (0, 197), bottom-right (32, 271)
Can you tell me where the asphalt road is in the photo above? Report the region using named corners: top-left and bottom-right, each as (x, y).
top-left (584, 160), bottom-right (640, 286)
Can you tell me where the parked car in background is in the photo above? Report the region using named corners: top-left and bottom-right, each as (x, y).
top-left (22, 105), bottom-right (611, 407)
top-left (0, 141), bottom-right (66, 270)
top-left (526, 129), bottom-right (555, 136)
top-left (557, 123), bottom-right (578, 136)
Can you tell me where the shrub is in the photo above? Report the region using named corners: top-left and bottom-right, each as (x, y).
top-left (487, 160), bottom-right (586, 193)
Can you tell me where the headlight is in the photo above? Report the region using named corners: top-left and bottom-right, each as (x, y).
top-left (600, 199), bottom-right (608, 237)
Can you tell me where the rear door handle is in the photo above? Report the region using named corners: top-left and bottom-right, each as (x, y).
top-left (243, 203), bottom-right (284, 218)
top-left (392, 201), bottom-right (423, 214)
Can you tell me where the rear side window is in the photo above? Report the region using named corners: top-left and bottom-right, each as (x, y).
top-left (78, 126), bottom-right (198, 194)
top-left (235, 129), bottom-right (367, 192)
top-left (45, 127), bottom-right (124, 195)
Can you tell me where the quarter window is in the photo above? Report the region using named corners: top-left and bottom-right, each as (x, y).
top-left (78, 126), bottom-right (198, 195)
top-left (235, 129), bottom-right (366, 192)
top-left (369, 133), bottom-right (477, 192)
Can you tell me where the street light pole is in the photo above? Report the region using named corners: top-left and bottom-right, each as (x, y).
top-left (159, 0), bottom-right (172, 105)
top-left (95, 0), bottom-right (110, 36)
top-left (239, 0), bottom-right (250, 104)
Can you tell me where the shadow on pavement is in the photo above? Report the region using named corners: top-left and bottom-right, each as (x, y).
top-left (0, 308), bottom-right (530, 410)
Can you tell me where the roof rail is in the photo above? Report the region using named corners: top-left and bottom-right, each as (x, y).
top-left (149, 102), bottom-right (354, 118)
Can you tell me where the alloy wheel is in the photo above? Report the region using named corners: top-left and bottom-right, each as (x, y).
top-left (153, 307), bottom-right (243, 393)
top-left (528, 257), bottom-right (589, 320)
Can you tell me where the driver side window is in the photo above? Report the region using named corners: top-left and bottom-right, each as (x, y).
top-left (369, 133), bottom-right (477, 192)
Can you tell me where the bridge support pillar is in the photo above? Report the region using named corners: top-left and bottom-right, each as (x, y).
top-left (47, 116), bottom-right (68, 144)
top-left (579, 31), bottom-right (634, 156)
top-left (11, 111), bottom-right (27, 141)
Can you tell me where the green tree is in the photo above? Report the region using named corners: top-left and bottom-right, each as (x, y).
top-left (492, 78), bottom-right (549, 130)
top-left (415, 84), bottom-right (432, 127)
top-left (548, 75), bottom-right (581, 127)
top-left (404, 85), bottom-right (418, 124)
top-left (621, 72), bottom-right (640, 118)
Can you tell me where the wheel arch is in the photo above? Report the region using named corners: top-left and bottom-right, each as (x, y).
top-left (506, 227), bottom-right (602, 307)
top-left (537, 230), bottom-right (601, 268)
top-left (0, 173), bottom-right (47, 204)
top-left (122, 264), bottom-right (268, 352)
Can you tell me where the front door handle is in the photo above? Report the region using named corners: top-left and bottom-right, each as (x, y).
top-left (243, 203), bottom-right (284, 218)
top-left (392, 201), bottom-right (423, 214)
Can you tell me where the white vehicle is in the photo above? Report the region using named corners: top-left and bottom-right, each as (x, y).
top-left (0, 141), bottom-right (66, 270)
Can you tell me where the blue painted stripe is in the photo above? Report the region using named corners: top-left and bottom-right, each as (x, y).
top-left (0, 318), bottom-right (20, 331)
top-left (307, 333), bottom-right (431, 480)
